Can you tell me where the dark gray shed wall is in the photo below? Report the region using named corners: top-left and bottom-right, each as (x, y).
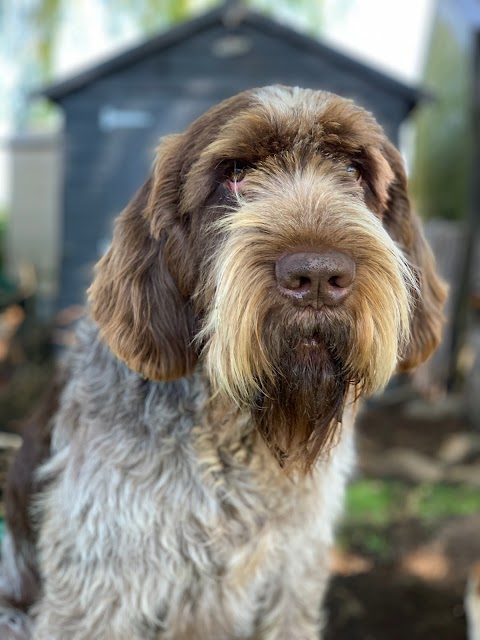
top-left (56, 21), bottom-right (413, 309)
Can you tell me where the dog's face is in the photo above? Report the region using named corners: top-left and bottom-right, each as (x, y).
top-left (89, 86), bottom-right (447, 471)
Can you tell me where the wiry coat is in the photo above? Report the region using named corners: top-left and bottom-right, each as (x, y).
top-left (0, 86), bottom-right (447, 639)
top-left (33, 321), bottom-right (355, 639)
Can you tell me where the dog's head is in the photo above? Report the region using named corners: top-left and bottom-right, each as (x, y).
top-left (89, 86), bottom-right (447, 471)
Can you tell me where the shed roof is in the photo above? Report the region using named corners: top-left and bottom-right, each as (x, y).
top-left (38, 4), bottom-right (421, 111)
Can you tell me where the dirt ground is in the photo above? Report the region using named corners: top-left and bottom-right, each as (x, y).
top-left (325, 403), bottom-right (480, 640)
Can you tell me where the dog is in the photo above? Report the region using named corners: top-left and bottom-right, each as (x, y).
top-left (0, 86), bottom-right (447, 639)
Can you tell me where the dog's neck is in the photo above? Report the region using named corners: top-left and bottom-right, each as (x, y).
top-left (59, 319), bottom-right (359, 475)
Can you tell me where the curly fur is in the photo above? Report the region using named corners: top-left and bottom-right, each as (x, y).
top-left (0, 86), bottom-right (447, 639)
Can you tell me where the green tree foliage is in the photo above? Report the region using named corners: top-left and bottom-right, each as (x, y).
top-left (28, 0), bottom-right (325, 80)
top-left (31, 0), bottom-right (63, 75)
top-left (410, 15), bottom-right (472, 220)
top-left (30, 0), bottom-right (211, 77)
top-left (2, 0), bottom-right (327, 130)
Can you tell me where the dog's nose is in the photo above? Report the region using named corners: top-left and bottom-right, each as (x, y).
top-left (275, 250), bottom-right (355, 308)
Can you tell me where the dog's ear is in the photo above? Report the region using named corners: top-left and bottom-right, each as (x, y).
top-left (380, 141), bottom-right (448, 371)
top-left (88, 135), bottom-right (197, 381)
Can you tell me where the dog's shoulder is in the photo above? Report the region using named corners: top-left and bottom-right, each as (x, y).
top-left (49, 318), bottom-right (205, 452)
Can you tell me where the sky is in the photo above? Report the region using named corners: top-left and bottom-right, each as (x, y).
top-left (324, 0), bottom-right (435, 84)
top-left (0, 0), bottom-right (436, 208)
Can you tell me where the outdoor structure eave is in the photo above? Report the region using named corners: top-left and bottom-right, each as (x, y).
top-left (34, 5), bottom-right (423, 111)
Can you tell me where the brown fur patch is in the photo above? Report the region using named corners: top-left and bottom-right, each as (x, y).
top-left (3, 378), bottom-right (62, 609)
top-left (380, 141), bottom-right (448, 371)
top-left (89, 85), bottom-right (445, 470)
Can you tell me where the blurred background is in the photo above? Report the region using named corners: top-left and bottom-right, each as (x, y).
top-left (0, 0), bottom-right (479, 638)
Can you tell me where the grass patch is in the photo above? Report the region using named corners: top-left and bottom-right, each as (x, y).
top-left (345, 479), bottom-right (480, 525)
top-left (414, 484), bottom-right (480, 521)
top-left (345, 481), bottom-right (404, 526)
top-left (339, 479), bottom-right (480, 558)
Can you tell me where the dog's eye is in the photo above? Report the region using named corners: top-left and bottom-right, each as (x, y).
top-left (225, 164), bottom-right (249, 192)
top-left (346, 165), bottom-right (362, 181)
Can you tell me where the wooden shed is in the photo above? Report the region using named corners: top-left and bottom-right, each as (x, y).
top-left (39, 3), bottom-right (421, 310)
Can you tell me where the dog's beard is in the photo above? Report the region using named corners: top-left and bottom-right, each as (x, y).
top-left (251, 320), bottom-right (351, 473)
top-left (200, 190), bottom-right (415, 472)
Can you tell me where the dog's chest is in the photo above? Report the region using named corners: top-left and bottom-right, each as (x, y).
top-left (41, 364), bottom-right (355, 637)
top-left (114, 420), bottom-right (353, 638)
